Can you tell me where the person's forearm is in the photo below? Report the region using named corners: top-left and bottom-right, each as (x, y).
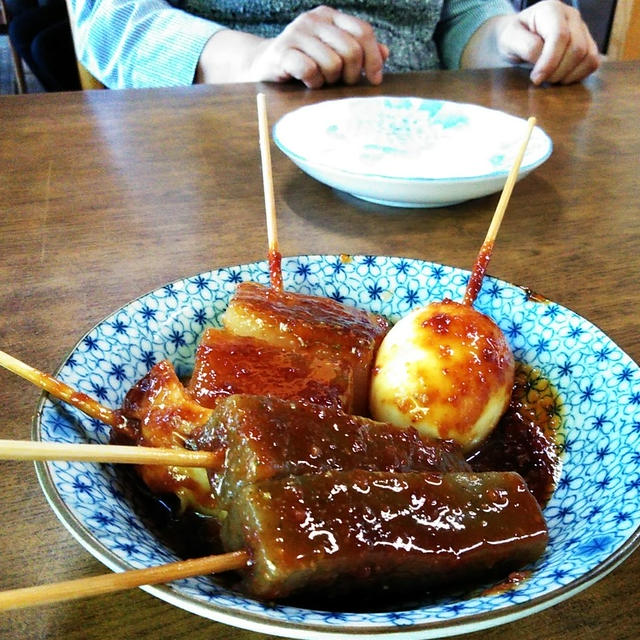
top-left (67, 0), bottom-right (222, 88)
top-left (460, 15), bottom-right (513, 68)
top-left (195, 30), bottom-right (267, 85)
top-left (436, 0), bottom-right (515, 69)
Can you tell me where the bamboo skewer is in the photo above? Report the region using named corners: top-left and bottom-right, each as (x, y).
top-left (257, 92), bottom-right (283, 291)
top-left (0, 550), bottom-right (250, 611)
top-left (463, 116), bottom-right (537, 306)
top-left (0, 351), bottom-right (240, 611)
top-left (0, 350), bottom-right (224, 468)
top-left (0, 439), bottom-right (224, 468)
top-left (0, 349), bottom-right (121, 427)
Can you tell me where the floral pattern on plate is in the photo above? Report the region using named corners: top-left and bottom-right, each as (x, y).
top-left (273, 98), bottom-right (553, 207)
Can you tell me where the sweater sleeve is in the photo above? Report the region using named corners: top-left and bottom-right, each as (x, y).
top-left (436, 0), bottom-right (516, 70)
top-left (67, 0), bottom-right (226, 88)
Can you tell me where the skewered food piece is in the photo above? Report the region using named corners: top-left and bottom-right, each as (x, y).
top-left (369, 119), bottom-right (536, 453)
top-left (187, 328), bottom-right (353, 411)
top-left (222, 469), bottom-right (548, 600)
top-left (222, 281), bottom-right (389, 415)
top-left (116, 364), bottom-right (471, 516)
top-left (114, 360), bottom-right (217, 514)
top-left (370, 299), bottom-right (515, 452)
top-left (189, 394), bottom-right (470, 509)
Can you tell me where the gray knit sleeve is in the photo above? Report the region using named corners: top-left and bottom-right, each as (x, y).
top-left (435, 0), bottom-right (516, 69)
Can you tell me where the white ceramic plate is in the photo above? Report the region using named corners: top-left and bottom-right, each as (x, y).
top-left (273, 97), bottom-right (553, 208)
top-left (35, 255), bottom-right (639, 639)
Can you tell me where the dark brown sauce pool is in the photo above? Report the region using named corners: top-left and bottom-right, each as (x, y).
top-left (467, 362), bottom-right (564, 507)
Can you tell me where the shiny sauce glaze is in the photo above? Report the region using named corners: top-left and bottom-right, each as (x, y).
top-left (123, 360), bottom-right (563, 508)
top-left (224, 281), bottom-right (390, 352)
top-left (463, 240), bottom-right (494, 306)
top-left (187, 328), bottom-right (353, 412)
top-left (222, 281), bottom-right (390, 414)
top-left (467, 362), bottom-right (564, 507)
top-left (224, 469), bottom-right (548, 602)
top-left (402, 298), bottom-right (515, 443)
top-left (268, 248), bottom-right (283, 291)
top-left (194, 394), bottom-right (472, 508)
top-left (114, 360), bottom-right (218, 513)
top-left (135, 364), bottom-right (561, 522)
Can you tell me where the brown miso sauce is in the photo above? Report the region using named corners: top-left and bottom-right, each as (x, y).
top-left (466, 362), bottom-right (564, 508)
top-left (522, 286), bottom-right (551, 304)
top-left (268, 249), bottom-right (283, 291)
top-left (463, 240), bottom-right (494, 306)
top-left (481, 570), bottom-right (533, 596)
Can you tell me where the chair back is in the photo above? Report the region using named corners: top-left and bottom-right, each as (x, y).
top-left (608, 0), bottom-right (640, 60)
top-left (0, 0), bottom-right (28, 92)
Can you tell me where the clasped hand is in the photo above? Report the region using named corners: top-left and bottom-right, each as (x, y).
top-left (248, 6), bottom-right (389, 88)
top-left (491, 0), bottom-right (600, 85)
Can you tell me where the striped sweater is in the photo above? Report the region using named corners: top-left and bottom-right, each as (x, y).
top-left (68, 0), bottom-right (515, 88)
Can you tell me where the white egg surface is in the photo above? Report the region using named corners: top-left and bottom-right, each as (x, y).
top-left (370, 299), bottom-right (515, 451)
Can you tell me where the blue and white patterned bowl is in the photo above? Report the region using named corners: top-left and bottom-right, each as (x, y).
top-left (272, 98), bottom-right (553, 208)
top-left (35, 255), bottom-right (639, 639)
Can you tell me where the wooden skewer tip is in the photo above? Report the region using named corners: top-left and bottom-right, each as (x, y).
top-left (0, 550), bottom-right (250, 611)
top-left (463, 116), bottom-right (537, 306)
top-left (0, 349), bottom-right (120, 427)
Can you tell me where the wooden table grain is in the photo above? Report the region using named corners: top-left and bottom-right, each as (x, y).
top-left (0, 62), bottom-right (638, 640)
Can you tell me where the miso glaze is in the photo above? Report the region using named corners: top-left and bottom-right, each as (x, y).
top-left (467, 363), bottom-right (563, 506)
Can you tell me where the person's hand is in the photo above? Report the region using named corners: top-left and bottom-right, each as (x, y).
top-left (197, 5), bottom-right (388, 88)
top-left (496, 0), bottom-right (600, 85)
top-left (247, 5), bottom-right (388, 88)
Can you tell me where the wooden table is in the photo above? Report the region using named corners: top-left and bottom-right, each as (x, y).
top-left (0, 62), bottom-right (638, 640)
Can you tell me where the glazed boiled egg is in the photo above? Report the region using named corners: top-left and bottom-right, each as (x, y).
top-left (370, 299), bottom-right (515, 452)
